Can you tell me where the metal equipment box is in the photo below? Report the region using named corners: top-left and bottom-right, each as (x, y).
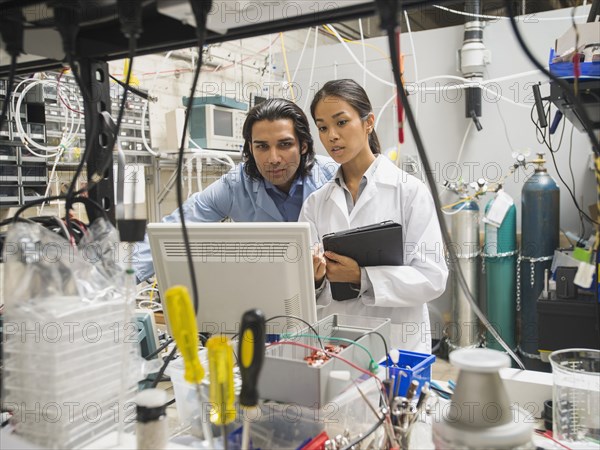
top-left (258, 314), bottom-right (390, 407)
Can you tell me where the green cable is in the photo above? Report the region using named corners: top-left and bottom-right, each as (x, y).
top-left (280, 333), bottom-right (379, 373)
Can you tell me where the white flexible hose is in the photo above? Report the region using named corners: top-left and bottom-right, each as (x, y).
top-left (452, 121), bottom-right (474, 180)
top-left (441, 202), bottom-right (468, 215)
top-left (328, 24), bottom-right (540, 109)
top-left (404, 10), bottom-right (419, 121)
top-left (303, 26), bottom-right (320, 111)
top-left (291, 27), bottom-right (312, 84)
top-left (12, 78), bottom-right (82, 157)
top-left (141, 51), bottom-right (172, 156)
top-left (359, 19), bottom-right (367, 89)
top-left (375, 92), bottom-right (396, 132)
top-left (326, 23), bottom-right (396, 87)
top-left (196, 156), bottom-right (203, 194)
top-left (432, 4), bottom-right (587, 22)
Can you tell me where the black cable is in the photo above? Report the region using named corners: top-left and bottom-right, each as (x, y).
top-left (114, 36), bottom-right (136, 152)
top-left (145, 338), bottom-right (174, 360)
top-left (554, 110), bottom-right (567, 152)
top-left (12, 195), bottom-right (109, 224)
top-left (0, 9), bottom-right (23, 132)
top-left (177, 60), bottom-right (202, 315)
top-left (375, 0), bottom-right (525, 369)
top-left (431, 338), bottom-right (442, 354)
top-left (163, 397), bottom-right (176, 408)
top-left (0, 216), bottom-right (35, 228)
top-left (340, 413), bottom-right (386, 450)
top-left (177, 0), bottom-right (213, 315)
top-left (264, 315), bottom-right (325, 349)
top-left (355, 330), bottom-right (389, 378)
top-left (548, 147), bottom-right (597, 227)
top-left (503, 0), bottom-right (599, 156)
top-left (109, 74), bottom-right (150, 101)
top-left (198, 332), bottom-right (209, 347)
top-left (0, 55), bottom-right (17, 133)
top-left (530, 101), bottom-right (596, 228)
top-left (151, 345), bottom-right (178, 389)
top-left (75, 34), bottom-right (138, 198)
top-left (64, 36), bottom-right (134, 218)
top-left (567, 126), bottom-right (586, 239)
top-left (430, 384), bottom-right (453, 399)
top-left (543, 106), bottom-right (597, 227)
top-left (10, 195), bottom-right (70, 221)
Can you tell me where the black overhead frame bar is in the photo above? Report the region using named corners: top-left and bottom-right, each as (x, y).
top-left (0, 0), bottom-right (457, 77)
top-left (0, 0), bottom-right (448, 222)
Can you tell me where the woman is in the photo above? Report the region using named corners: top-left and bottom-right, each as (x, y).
top-left (299, 79), bottom-right (448, 353)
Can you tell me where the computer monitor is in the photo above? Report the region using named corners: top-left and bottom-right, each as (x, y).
top-left (147, 222), bottom-right (317, 335)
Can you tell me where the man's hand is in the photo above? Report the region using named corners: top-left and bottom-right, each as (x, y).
top-left (324, 251), bottom-right (361, 285)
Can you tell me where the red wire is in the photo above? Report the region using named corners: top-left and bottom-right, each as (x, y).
top-left (57, 69), bottom-right (84, 115)
top-left (534, 430), bottom-right (572, 450)
top-left (269, 340), bottom-right (400, 446)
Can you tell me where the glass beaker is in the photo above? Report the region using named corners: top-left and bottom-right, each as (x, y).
top-left (549, 348), bottom-right (600, 448)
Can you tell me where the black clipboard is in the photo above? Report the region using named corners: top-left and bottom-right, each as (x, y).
top-left (322, 221), bottom-right (403, 301)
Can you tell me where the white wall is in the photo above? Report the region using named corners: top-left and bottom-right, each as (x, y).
top-left (280, 6), bottom-right (596, 240)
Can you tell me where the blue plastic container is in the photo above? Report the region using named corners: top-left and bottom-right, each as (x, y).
top-left (548, 48), bottom-right (600, 78)
top-left (380, 350), bottom-right (436, 398)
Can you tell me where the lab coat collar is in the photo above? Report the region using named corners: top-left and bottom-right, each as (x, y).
top-left (371, 155), bottom-right (400, 187)
top-left (327, 156), bottom-right (399, 221)
top-left (350, 157), bottom-right (399, 219)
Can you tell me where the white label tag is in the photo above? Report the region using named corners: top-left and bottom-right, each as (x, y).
top-left (485, 224), bottom-right (498, 255)
top-left (483, 191), bottom-right (514, 228)
top-left (574, 261), bottom-right (595, 289)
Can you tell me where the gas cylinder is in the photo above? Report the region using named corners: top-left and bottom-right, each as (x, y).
top-left (519, 152), bottom-right (559, 370)
top-left (484, 193), bottom-right (517, 352)
top-left (448, 200), bottom-right (482, 350)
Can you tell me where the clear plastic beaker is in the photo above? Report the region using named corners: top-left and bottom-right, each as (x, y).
top-left (549, 348), bottom-right (600, 448)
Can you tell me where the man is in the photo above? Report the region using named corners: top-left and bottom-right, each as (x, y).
top-left (133, 98), bottom-right (337, 282)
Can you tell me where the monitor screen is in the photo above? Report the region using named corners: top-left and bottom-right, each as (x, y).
top-left (213, 109), bottom-right (233, 137)
top-left (147, 222), bottom-right (317, 335)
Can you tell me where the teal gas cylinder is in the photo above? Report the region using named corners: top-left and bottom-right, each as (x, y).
top-left (484, 196), bottom-right (517, 352)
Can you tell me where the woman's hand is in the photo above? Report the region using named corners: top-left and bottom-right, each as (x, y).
top-left (312, 245), bottom-right (327, 286)
top-left (324, 251), bottom-right (361, 285)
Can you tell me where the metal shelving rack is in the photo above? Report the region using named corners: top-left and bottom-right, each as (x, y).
top-left (0, 78), bottom-right (48, 208)
top-left (1, 71), bottom-right (156, 211)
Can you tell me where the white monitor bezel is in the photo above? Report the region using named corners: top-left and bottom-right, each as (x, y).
top-left (147, 222), bottom-right (317, 335)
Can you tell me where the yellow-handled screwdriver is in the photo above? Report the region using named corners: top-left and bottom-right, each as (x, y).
top-left (163, 285), bottom-right (213, 446)
top-left (238, 309), bottom-right (266, 450)
top-left (206, 335), bottom-right (236, 450)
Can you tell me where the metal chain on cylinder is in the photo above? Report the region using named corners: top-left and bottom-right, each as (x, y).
top-left (520, 255), bottom-right (554, 287)
top-left (481, 249), bottom-right (518, 274)
top-left (516, 255), bottom-right (522, 312)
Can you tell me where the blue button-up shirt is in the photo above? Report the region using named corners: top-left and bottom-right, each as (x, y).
top-left (263, 174), bottom-right (304, 222)
top-left (133, 155), bottom-right (337, 282)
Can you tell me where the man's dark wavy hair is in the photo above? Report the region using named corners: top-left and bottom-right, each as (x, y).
top-left (242, 98), bottom-right (315, 180)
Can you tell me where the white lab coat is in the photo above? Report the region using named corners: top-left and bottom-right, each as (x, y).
top-left (298, 156), bottom-right (448, 353)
